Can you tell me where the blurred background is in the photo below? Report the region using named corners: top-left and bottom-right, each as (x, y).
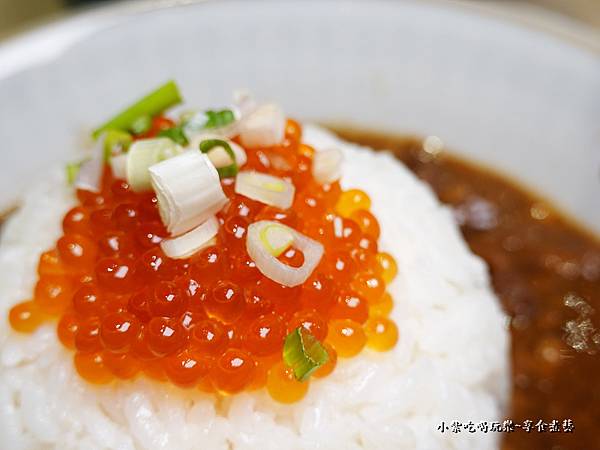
top-left (0, 0), bottom-right (599, 40)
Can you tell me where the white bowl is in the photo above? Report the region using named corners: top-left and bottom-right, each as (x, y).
top-left (0, 0), bottom-right (598, 232)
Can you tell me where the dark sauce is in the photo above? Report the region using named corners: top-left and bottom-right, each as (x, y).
top-left (333, 128), bottom-right (600, 450)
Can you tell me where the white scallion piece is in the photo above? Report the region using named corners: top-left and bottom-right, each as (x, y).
top-left (127, 138), bottom-right (183, 192)
top-left (149, 150), bottom-right (228, 236)
top-left (182, 111), bottom-right (209, 137)
top-left (259, 223), bottom-right (295, 257)
top-left (312, 148), bottom-right (343, 184)
top-left (74, 136), bottom-right (104, 193)
top-left (160, 216), bottom-right (219, 259)
top-left (235, 171), bottom-right (295, 209)
top-left (232, 89), bottom-right (258, 119)
top-left (247, 221), bottom-right (324, 287)
top-left (110, 153), bottom-right (127, 180)
top-left (239, 103), bottom-right (286, 148)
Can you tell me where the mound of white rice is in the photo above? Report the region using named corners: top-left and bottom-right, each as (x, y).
top-left (0, 125), bottom-right (509, 450)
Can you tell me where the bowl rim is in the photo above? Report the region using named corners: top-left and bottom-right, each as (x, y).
top-left (0, 0), bottom-right (598, 82)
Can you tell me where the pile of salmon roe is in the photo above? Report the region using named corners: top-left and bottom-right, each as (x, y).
top-left (8, 117), bottom-right (398, 403)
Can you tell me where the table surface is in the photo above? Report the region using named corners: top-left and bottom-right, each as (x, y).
top-left (526, 0), bottom-right (600, 28)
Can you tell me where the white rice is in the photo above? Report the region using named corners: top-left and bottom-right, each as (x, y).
top-left (0, 125), bottom-right (509, 450)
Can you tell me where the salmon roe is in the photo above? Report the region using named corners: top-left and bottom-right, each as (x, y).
top-left (364, 316), bottom-right (399, 351)
top-left (8, 117), bottom-right (398, 402)
top-left (266, 361), bottom-right (310, 403)
top-left (8, 301), bottom-right (44, 333)
top-left (326, 319), bottom-right (367, 357)
top-left (369, 292), bottom-right (394, 317)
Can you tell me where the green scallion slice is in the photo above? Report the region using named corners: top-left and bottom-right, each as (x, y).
top-left (204, 109), bottom-right (235, 129)
top-left (103, 129), bottom-right (133, 161)
top-left (92, 80), bottom-right (182, 138)
top-left (158, 126), bottom-right (189, 146)
top-left (199, 139), bottom-right (238, 178)
top-left (65, 161), bottom-right (82, 185)
top-left (215, 164), bottom-right (239, 178)
top-left (129, 115), bottom-right (152, 135)
top-left (283, 327), bottom-right (329, 382)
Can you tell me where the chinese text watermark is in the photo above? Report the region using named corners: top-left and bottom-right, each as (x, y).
top-left (437, 419), bottom-right (574, 434)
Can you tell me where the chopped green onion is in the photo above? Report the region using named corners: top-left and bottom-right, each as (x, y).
top-left (103, 129), bottom-right (133, 161)
top-left (204, 109), bottom-right (235, 129)
top-left (234, 171), bottom-right (295, 209)
top-left (179, 110), bottom-right (198, 124)
top-left (181, 109), bottom-right (235, 139)
top-left (65, 161), bottom-right (82, 185)
top-left (149, 151), bottom-right (228, 236)
top-left (129, 115), bottom-right (152, 135)
top-left (181, 111), bottom-right (208, 136)
top-left (159, 126), bottom-right (189, 146)
top-left (283, 327), bottom-right (329, 382)
top-left (259, 223), bottom-right (294, 257)
top-left (92, 80), bottom-right (183, 138)
top-left (126, 138), bottom-right (183, 191)
top-left (215, 164), bottom-right (239, 178)
top-left (199, 139), bottom-right (238, 178)
top-left (247, 221), bottom-right (324, 287)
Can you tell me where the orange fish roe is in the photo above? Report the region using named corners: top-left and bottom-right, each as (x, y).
top-left (364, 316), bottom-right (399, 351)
top-left (8, 117), bottom-right (399, 402)
top-left (8, 301), bottom-right (44, 333)
top-left (266, 361), bottom-right (310, 403)
top-left (312, 342), bottom-right (337, 378)
top-left (369, 291), bottom-right (394, 317)
top-left (326, 319), bottom-right (367, 358)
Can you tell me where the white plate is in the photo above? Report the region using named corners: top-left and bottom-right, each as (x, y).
top-left (0, 0), bottom-right (598, 232)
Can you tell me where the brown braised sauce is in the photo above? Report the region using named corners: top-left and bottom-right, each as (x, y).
top-left (333, 128), bottom-right (600, 450)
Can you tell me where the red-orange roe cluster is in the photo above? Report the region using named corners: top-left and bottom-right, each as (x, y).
top-left (8, 117), bottom-right (399, 402)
